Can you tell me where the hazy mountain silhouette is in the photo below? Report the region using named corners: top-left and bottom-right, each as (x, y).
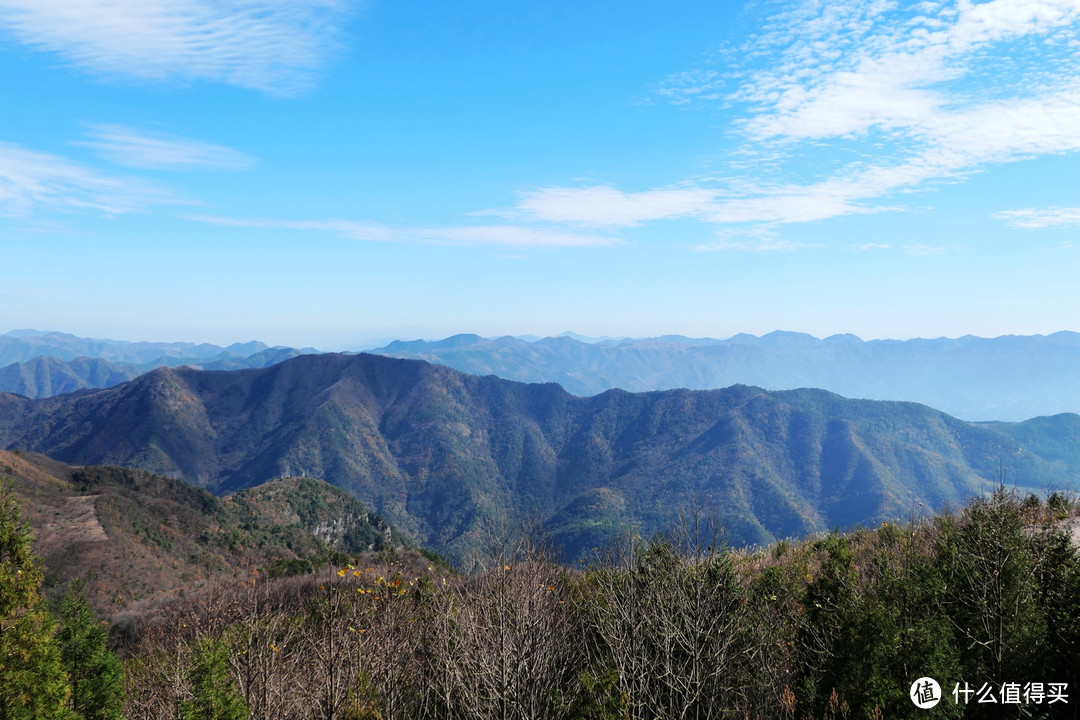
top-left (0, 329), bottom-right (310, 398)
top-left (8, 329), bottom-right (1080, 421)
top-left (372, 331), bottom-right (1080, 420)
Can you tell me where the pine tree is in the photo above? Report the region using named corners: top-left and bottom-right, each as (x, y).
top-left (179, 636), bottom-right (249, 720)
top-left (57, 579), bottom-right (124, 720)
top-left (0, 479), bottom-right (73, 720)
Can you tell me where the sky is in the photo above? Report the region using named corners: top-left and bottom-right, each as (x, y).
top-left (2, 0), bottom-right (1079, 349)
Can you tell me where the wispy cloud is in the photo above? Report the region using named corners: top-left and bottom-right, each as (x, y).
top-left (78, 124), bottom-right (254, 171)
top-left (196, 216), bottom-right (398, 241)
top-left (191, 215), bottom-right (619, 249)
top-left (0, 0), bottom-right (353, 93)
top-left (428, 225), bottom-right (618, 248)
top-left (513, 176), bottom-right (898, 229)
top-left (0, 141), bottom-right (176, 215)
top-left (531, 0), bottom-right (1080, 245)
top-left (653, 69), bottom-right (726, 106)
top-left (691, 237), bottom-right (818, 252)
top-left (688, 224), bottom-right (820, 252)
top-left (993, 206), bottom-right (1080, 228)
top-left (515, 185), bottom-right (722, 228)
top-left (903, 243), bottom-right (948, 255)
top-left (715, 0), bottom-right (1080, 143)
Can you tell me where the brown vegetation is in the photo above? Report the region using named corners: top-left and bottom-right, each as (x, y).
top-left (115, 489), bottom-right (1080, 720)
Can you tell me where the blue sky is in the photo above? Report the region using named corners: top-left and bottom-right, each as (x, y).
top-left (1, 0), bottom-right (1079, 349)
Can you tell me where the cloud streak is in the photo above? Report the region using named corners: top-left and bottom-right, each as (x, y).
top-left (0, 0), bottom-right (353, 93)
top-left (513, 180), bottom-right (885, 229)
top-left (994, 206), bottom-right (1080, 227)
top-left (191, 215), bottom-right (620, 249)
top-left (0, 141), bottom-right (176, 215)
top-left (78, 124), bottom-right (254, 171)
top-left (515, 186), bottom-right (722, 228)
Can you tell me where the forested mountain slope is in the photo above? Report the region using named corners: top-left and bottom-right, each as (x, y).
top-left (0, 448), bottom-right (407, 617)
top-left (1, 353), bottom-right (1076, 561)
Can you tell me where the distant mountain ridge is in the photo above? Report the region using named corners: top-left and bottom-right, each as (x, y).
top-left (0, 329), bottom-right (302, 365)
top-left (371, 330), bottom-right (1080, 421)
top-left (8, 329), bottom-right (1080, 421)
top-left (2, 352), bottom-right (1078, 562)
top-left (0, 330), bottom-right (313, 398)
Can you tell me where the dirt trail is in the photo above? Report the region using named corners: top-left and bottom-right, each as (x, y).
top-left (36, 495), bottom-right (109, 554)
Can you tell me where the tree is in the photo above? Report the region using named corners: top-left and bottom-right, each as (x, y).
top-left (942, 485), bottom-right (1045, 685)
top-left (179, 636), bottom-right (249, 720)
top-left (57, 579), bottom-right (124, 720)
top-left (0, 479), bottom-right (72, 719)
top-left (581, 514), bottom-right (750, 720)
top-left (807, 523), bottom-right (962, 719)
top-left (940, 483), bottom-right (1079, 719)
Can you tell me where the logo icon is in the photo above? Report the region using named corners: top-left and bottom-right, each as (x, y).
top-left (911, 677), bottom-right (942, 709)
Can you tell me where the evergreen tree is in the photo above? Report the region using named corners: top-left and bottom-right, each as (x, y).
top-left (179, 636), bottom-right (249, 720)
top-left (0, 479), bottom-right (73, 720)
top-left (57, 579), bottom-right (124, 720)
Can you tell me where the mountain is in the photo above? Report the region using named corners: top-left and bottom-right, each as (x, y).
top-left (0, 330), bottom-right (274, 365)
top-left (0, 355), bottom-right (141, 398)
top-left (0, 448), bottom-right (409, 618)
top-left (0, 331), bottom-right (311, 398)
top-left (197, 346), bottom-right (307, 371)
top-left (11, 329), bottom-right (1080, 420)
top-left (2, 353), bottom-right (1077, 563)
top-left (371, 331), bottom-right (1080, 421)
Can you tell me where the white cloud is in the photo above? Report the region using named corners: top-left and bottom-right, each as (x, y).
top-left (191, 215), bottom-right (619, 249)
top-left (0, 141), bottom-right (175, 215)
top-left (0, 0), bottom-right (352, 93)
top-left (546, 0), bottom-right (1080, 242)
top-left (734, 0), bottom-right (1080, 142)
top-left (511, 175), bottom-right (897, 229)
top-left (993, 206), bottom-right (1080, 227)
top-left (949, 0), bottom-right (1080, 49)
top-left (78, 124), bottom-right (254, 171)
top-left (700, 182), bottom-right (877, 224)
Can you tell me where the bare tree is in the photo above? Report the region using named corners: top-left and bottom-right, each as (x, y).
top-left (580, 509), bottom-right (752, 720)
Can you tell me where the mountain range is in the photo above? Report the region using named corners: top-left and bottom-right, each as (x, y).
top-left (0, 330), bottom-right (310, 398)
top-left (7, 329), bottom-right (1080, 422)
top-left (0, 329), bottom-right (310, 365)
top-left (3, 352), bottom-right (1078, 563)
top-left (372, 331), bottom-right (1080, 421)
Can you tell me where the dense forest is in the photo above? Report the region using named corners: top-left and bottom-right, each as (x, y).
top-left (3, 474), bottom-right (1078, 719)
